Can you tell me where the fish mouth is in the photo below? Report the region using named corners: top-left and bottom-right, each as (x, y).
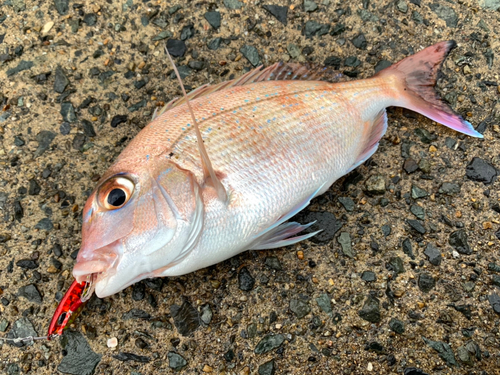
top-left (73, 245), bottom-right (119, 290)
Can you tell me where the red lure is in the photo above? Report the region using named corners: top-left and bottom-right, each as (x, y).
top-left (47, 279), bottom-right (88, 338)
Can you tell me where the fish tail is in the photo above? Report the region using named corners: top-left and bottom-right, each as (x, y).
top-left (374, 40), bottom-right (483, 138)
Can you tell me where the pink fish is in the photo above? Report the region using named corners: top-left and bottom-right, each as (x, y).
top-left (71, 41), bottom-right (481, 298)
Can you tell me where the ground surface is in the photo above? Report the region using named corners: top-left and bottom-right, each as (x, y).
top-left (0, 0), bottom-right (500, 374)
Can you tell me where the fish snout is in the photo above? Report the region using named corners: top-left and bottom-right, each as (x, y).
top-left (73, 250), bottom-right (118, 283)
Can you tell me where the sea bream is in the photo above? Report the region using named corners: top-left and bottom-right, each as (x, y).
top-left (70, 41), bottom-right (482, 299)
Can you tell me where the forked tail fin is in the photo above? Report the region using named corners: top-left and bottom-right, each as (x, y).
top-left (374, 40), bottom-right (483, 138)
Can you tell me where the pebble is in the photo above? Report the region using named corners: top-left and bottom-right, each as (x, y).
top-left (404, 368), bottom-right (429, 375)
top-left (407, 219), bottom-right (426, 234)
top-left (61, 102), bottom-right (77, 122)
top-left (167, 352), bottom-right (187, 370)
top-left (289, 299), bottom-right (310, 318)
top-left (388, 257), bottom-right (405, 274)
top-left (6, 60), bottom-right (33, 77)
top-left (364, 175), bottom-right (385, 195)
top-left (418, 272), bottom-right (436, 293)
top-left (338, 197), bottom-right (354, 212)
top-left (238, 267), bottom-right (255, 291)
top-left (207, 37), bottom-right (221, 51)
top-left (110, 114), bottom-right (128, 128)
top-left (449, 229), bottom-right (471, 255)
top-left (200, 304), bottom-right (213, 325)
top-left (422, 337), bottom-right (458, 366)
top-left (54, 0), bottom-right (69, 15)
top-left (58, 331), bottom-right (102, 373)
top-left (107, 337), bottom-right (118, 348)
top-left (254, 334), bottom-right (284, 354)
top-left (337, 232), bottom-right (353, 258)
top-left (423, 243), bottom-right (441, 266)
top-left (287, 43), bottom-right (301, 59)
top-left (258, 359), bottom-right (276, 375)
top-left (28, 179), bottom-right (41, 195)
top-left (240, 45), bottom-right (260, 67)
top-left (403, 158), bottom-right (419, 174)
top-left (358, 295), bottom-right (380, 323)
top-left (265, 256), bottom-right (282, 270)
top-left (429, 3), bottom-right (458, 27)
top-left (351, 33), bottom-right (367, 49)
top-left (224, 0), bottom-right (244, 9)
top-left (166, 39), bottom-right (187, 57)
top-left (304, 21), bottom-right (329, 38)
top-left (480, 0), bottom-right (500, 10)
top-left (262, 5), bottom-right (288, 25)
top-left (83, 13), bottom-right (97, 26)
top-left (204, 11), bottom-right (221, 29)
top-left (41, 21), bottom-right (54, 35)
top-left (396, 0), bottom-right (408, 13)
top-left (374, 60), bottom-right (392, 73)
top-left (34, 218), bottom-right (53, 231)
top-left (438, 182), bottom-right (460, 196)
top-left (122, 308), bottom-right (151, 320)
top-left (411, 185), bottom-right (428, 199)
top-left (304, 0), bottom-right (318, 12)
top-left (202, 364), bottom-right (213, 372)
top-left (113, 352), bottom-right (150, 363)
top-left (293, 210), bottom-right (342, 244)
top-left (410, 205), bottom-right (425, 220)
top-left (171, 301), bottom-right (200, 336)
top-left (466, 157), bottom-right (497, 184)
top-left (389, 318), bottom-right (405, 334)
top-left (488, 293), bottom-right (500, 314)
top-left (361, 271), bottom-right (376, 282)
top-left (132, 281), bottom-right (145, 301)
top-left (6, 317), bottom-right (37, 347)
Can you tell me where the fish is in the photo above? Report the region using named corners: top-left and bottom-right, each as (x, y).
top-left (68, 40), bottom-right (481, 301)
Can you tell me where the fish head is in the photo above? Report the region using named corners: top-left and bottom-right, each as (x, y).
top-left (73, 158), bottom-right (203, 298)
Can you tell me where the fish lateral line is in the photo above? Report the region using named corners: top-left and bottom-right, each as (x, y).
top-left (164, 45), bottom-right (228, 203)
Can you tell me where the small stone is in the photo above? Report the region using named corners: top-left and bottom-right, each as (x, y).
top-left (171, 301), bottom-right (200, 336)
top-left (402, 238), bottom-right (414, 259)
top-left (223, 0), bottom-right (244, 9)
top-left (122, 308), bottom-right (151, 320)
top-left (407, 219), bottom-right (426, 235)
top-left (168, 352), bottom-right (187, 370)
top-left (18, 284), bottom-right (42, 304)
top-left (290, 299), bottom-right (310, 319)
top-left (128, 100), bottom-right (146, 112)
top-left (72, 133), bottom-right (86, 151)
top-left (254, 334), bottom-right (284, 354)
top-left (54, 66), bottom-right (70, 93)
top-left (449, 230), bottom-right (471, 255)
top-left (414, 128), bottom-right (437, 144)
top-left (411, 185), bottom-right (428, 199)
top-left (83, 13), bottom-right (98, 26)
top-left (107, 337), bottom-right (118, 348)
top-left (287, 43), bottom-right (300, 59)
top-left (364, 175), bottom-right (385, 195)
top-left (488, 293), bottom-right (500, 314)
top-left (34, 218), bottom-right (53, 231)
top-left (404, 369), bottom-right (429, 375)
top-left (262, 5), bottom-right (288, 25)
top-left (403, 158), bottom-right (419, 174)
top-left (166, 39), bottom-right (186, 57)
top-left (113, 352), bottom-right (150, 363)
top-left (389, 318), bottom-right (405, 334)
top-left (180, 24), bottom-right (194, 41)
top-left (338, 197), bottom-right (354, 212)
top-left (204, 11), bottom-right (221, 29)
top-left (479, 0), bottom-right (500, 11)
top-left (439, 182), bottom-right (460, 196)
top-left (304, 21), bottom-right (329, 38)
top-left (6, 60), bottom-right (34, 77)
top-left (315, 293), bottom-right (332, 314)
top-left (374, 60), bottom-right (392, 73)
top-left (200, 304), bottom-right (213, 325)
top-left (42, 21), bottom-right (54, 35)
top-left (202, 365), bottom-right (213, 372)
top-left (429, 3), bottom-right (458, 28)
top-left (16, 259), bottom-right (37, 269)
top-left (422, 337), bottom-right (458, 367)
top-left (304, 0), bottom-right (318, 12)
top-left (265, 257), bottom-right (282, 270)
top-left (61, 102), bottom-right (77, 122)
top-left (28, 179), bottom-right (41, 195)
top-left (12, 0), bottom-right (25, 12)
top-left (358, 295), bottom-right (380, 323)
top-left (111, 115), bottom-right (128, 128)
top-left (6, 317), bottom-right (37, 347)
top-left (418, 159), bottom-right (431, 173)
top-left (351, 33), bottom-right (367, 49)
top-left (466, 157), bottom-right (497, 184)
top-left (410, 205), bottom-right (425, 220)
top-left (152, 30), bottom-right (173, 41)
top-left (240, 45), bottom-right (260, 67)
top-left (207, 37), bottom-right (221, 51)
top-left (131, 282), bottom-right (145, 301)
top-left (54, 0), bottom-right (69, 15)
top-left (381, 225), bottom-right (391, 237)
top-left (258, 360), bottom-right (276, 375)
top-left (418, 273), bottom-right (435, 293)
top-left (388, 257), bottom-right (405, 274)
top-left (293, 210), bottom-right (342, 244)
top-left (238, 267), bottom-right (255, 291)
top-left (361, 271), bottom-right (376, 282)
top-left (423, 243), bottom-right (441, 266)
top-left (337, 232), bottom-right (353, 258)
top-left (396, 0), bottom-right (408, 13)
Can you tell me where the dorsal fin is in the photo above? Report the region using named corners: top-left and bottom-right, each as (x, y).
top-left (153, 63), bottom-right (345, 119)
top-left (164, 46), bottom-right (228, 203)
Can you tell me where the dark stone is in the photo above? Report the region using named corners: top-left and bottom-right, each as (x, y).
top-left (315, 293), bottom-right (332, 314)
top-left (204, 11), bottom-right (221, 29)
top-left (13, 200), bottom-right (23, 221)
top-left (28, 179), bottom-right (41, 195)
top-left (224, 0), bottom-right (244, 9)
top-left (6, 60), bottom-right (33, 77)
top-left (388, 257), bottom-right (405, 274)
top-left (18, 284), bottom-right (42, 304)
top-left (402, 238), bottom-right (414, 259)
top-left (207, 37), bottom-right (222, 50)
top-left (448, 304), bottom-right (472, 320)
top-left (258, 359), bottom-right (276, 375)
top-left (128, 99), bottom-right (147, 112)
top-left (344, 56), bottom-right (361, 68)
top-left (389, 318), bottom-right (405, 334)
top-left (188, 60), bottom-right (204, 71)
top-left (34, 218), bottom-right (53, 231)
top-left (122, 308), bottom-right (151, 320)
top-left (358, 295), bottom-right (381, 323)
top-left (152, 30), bottom-right (173, 41)
top-left (54, 0), bottom-right (69, 15)
top-left (439, 182), bottom-right (461, 196)
top-left (34, 130), bottom-right (56, 157)
top-left (83, 13), bottom-right (97, 26)
top-left (410, 205), bottom-right (425, 220)
top-left (240, 45), bottom-right (260, 67)
top-left (54, 66), bottom-right (69, 93)
top-left (265, 256), bottom-right (282, 270)
top-left (361, 271), bottom-right (376, 282)
top-left (304, 0), bottom-right (318, 12)
top-left (292, 210), bottom-right (343, 244)
top-left (80, 119), bottom-right (96, 137)
top-left (6, 317), bottom-right (37, 347)
top-left (403, 158), bottom-right (418, 173)
top-left (200, 304), bottom-right (213, 325)
top-left (374, 60), bottom-right (392, 73)
top-left (167, 352), bottom-right (187, 370)
top-left (133, 79), bottom-right (147, 90)
top-left (407, 219), bottom-right (426, 234)
top-left (338, 197), bottom-right (354, 212)
top-left (132, 281), bottom-right (145, 301)
top-left (466, 157), bottom-right (497, 184)
top-left (113, 352), bottom-right (150, 363)
top-left (238, 267), bottom-right (255, 291)
top-left (262, 5), bottom-right (288, 25)
top-left (429, 3), bottom-right (458, 28)
top-left (422, 337), bottom-right (458, 367)
top-left (224, 349), bottom-right (235, 362)
top-left (449, 230), bottom-right (471, 255)
top-left (290, 299), bottom-right (310, 319)
top-left (488, 263), bottom-right (500, 273)
top-left (404, 368), bottom-right (429, 375)
top-left (14, 136), bottom-right (25, 147)
top-left (304, 21), bottom-right (329, 38)
top-left (488, 293), bottom-right (500, 314)
top-left (414, 128), bottom-right (437, 144)
top-left (16, 259), bottom-right (37, 269)
top-left (171, 301), bottom-right (200, 336)
top-left (324, 55), bottom-right (341, 69)
top-left (61, 102), bottom-right (77, 122)
top-left (352, 33), bottom-right (367, 49)
top-left (166, 39), bottom-right (186, 57)
top-left (418, 272), bottom-right (435, 293)
top-left (423, 243), bottom-right (441, 266)
top-left (381, 225), bottom-right (391, 237)
top-left (111, 114), bottom-right (127, 128)
top-left (254, 334), bottom-right (284, 354)
top-left (72, 133), bottom-right (86, 151)
top-left (364, 175), bottom-right (386, 195)
top-left (411, 185), bottom-right (428, 199)
top-left (180, 24), bottom-right (194, 41)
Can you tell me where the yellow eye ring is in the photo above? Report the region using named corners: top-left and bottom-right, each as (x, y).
top-left (98, 177), bottom-right (135, 210)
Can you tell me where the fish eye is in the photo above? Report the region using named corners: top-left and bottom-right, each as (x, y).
top-left (99, 176), bottom-right (134, 210)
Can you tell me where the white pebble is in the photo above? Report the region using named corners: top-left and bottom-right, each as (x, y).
top-left (452, 250), bottom-right (460, 259)
top-left (367, 362), bottom-right (373, 371)
top-left (107, 337), bottom-right (118, 348)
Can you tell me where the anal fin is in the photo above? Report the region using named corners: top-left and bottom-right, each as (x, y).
top-left (347, 109), bottom-right (388, 173)
top-left (250, 221), bottom-right (321, 250)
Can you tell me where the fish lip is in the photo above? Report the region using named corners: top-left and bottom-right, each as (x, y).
top-left (73, 245), bottom-right (120, 284)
